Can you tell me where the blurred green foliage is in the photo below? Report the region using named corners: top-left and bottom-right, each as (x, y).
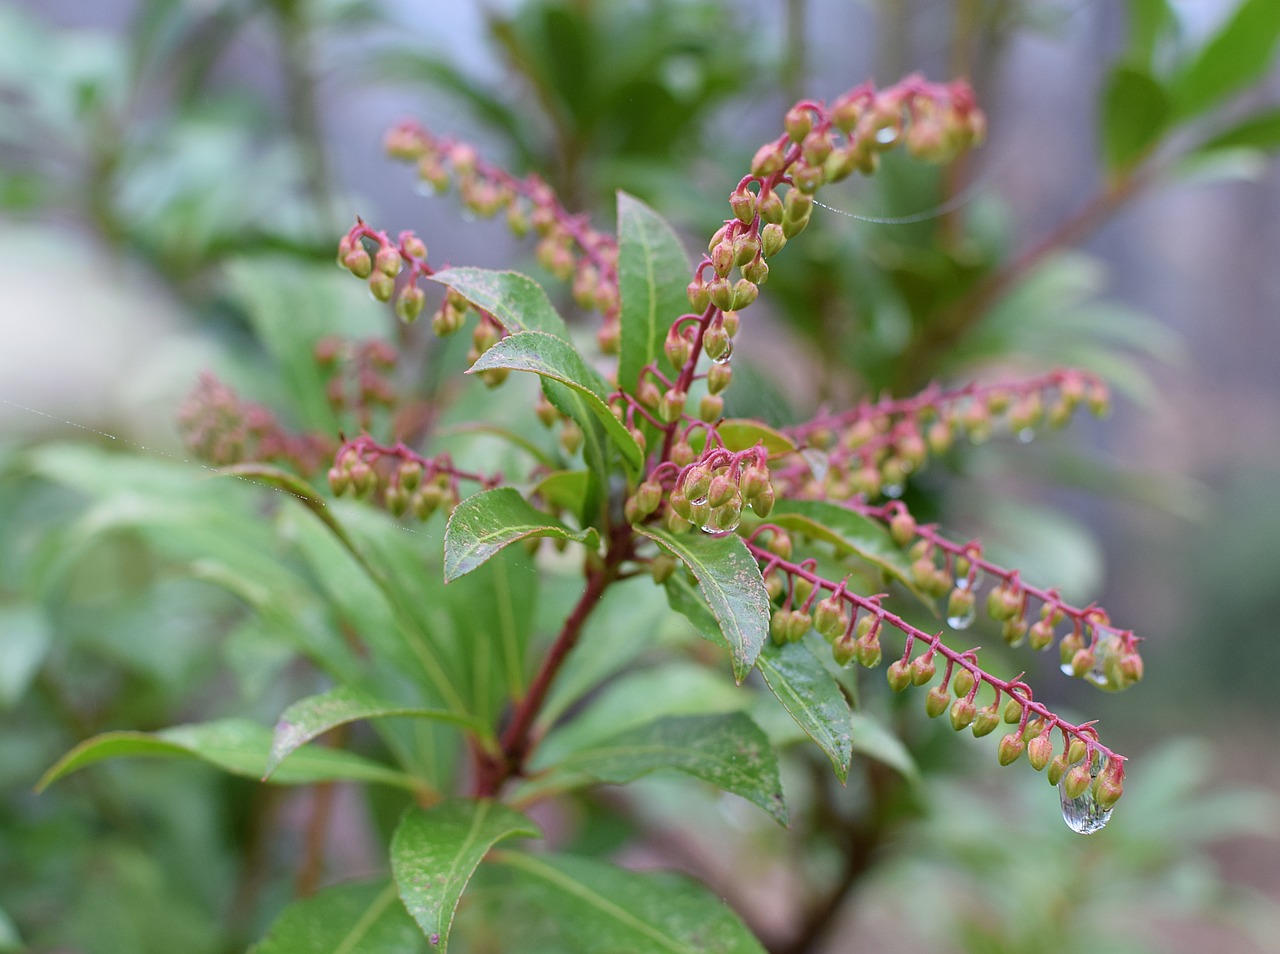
top-left (3, 1), bottom-right (1280, 952)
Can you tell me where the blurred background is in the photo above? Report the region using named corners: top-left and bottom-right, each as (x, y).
top-left (2, 1), bottom-right (1279, 952)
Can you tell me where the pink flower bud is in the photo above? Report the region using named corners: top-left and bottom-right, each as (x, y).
top-left (344, 248), bottom-right (373, 278)
top-left (1027, 733), bottom-right (1054, 771)
top-left (707, 472), bottom-right (736, 509)
top-left (327, 466), bottom-right (350, 497)
top-left (997, 732), bottom-right (1026, 766)
top-left (784, 106), bottom-right (813, 143)
top-left (757, 189), bottom-right (784, 224)
top-left (751, 142), bottom-right (787, 178)
top-left (909, 653), bottom-right (936, 686)
top-left (730, 188), bottom-right (757, 224)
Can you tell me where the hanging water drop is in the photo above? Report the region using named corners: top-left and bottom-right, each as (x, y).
top-left (875, 126), bottom-right (899, 145)
top-left (1058, 751), bottom-right (1113, 834)
top-left (882, 482), bottom-right (904, 499)
top-left (954, 569), bottom-right (983, 592)
top-left (1017, 427), bottom-right (1035, 443)
top-left (800, 448), bottom-right (829, 481)
top-left (946, 604), bottom-right (976, 630)
top-left (413, 179), bottom-right (438, 198)
top-left (710, 338), bottom-right (734, 364)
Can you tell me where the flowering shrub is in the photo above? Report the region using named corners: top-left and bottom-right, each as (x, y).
top-left (39, 75), bottom-right (1143, 950)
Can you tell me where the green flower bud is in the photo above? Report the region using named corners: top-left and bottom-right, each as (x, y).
top-left (751, 142), bottom-right (786, 177)
top-left (886, 659), bottom-right (912, 692)
top-left (783, 188), bottom-right (814, 223)
top-left (760, 222), bottom-right (787, 258)
top-left (1062, 762), bottom-right (1092, 799)
top-left (651, 552), bottom-right (678, 584)
top-left (832, 632), bottom-right (857, 666)
top-left (705, 497), bottom-right (742, 533)
top-left (1028, 618), bottom-right (1055, 651)
top-left (699, 394), bottom-right (724, 422)
top-left (731, 279), bottom-right (758, 310)
top-left (1001, 617), bottom-right (1028, 646)
top-left (369, 272), bottom-right (395, 302)
top-left (395, 284), bottom-right (425, 323)
top-left (703, 323), bottom-right (732, 361)
top-left (706, 362), bottom-right (732, 395)
top-left (671, 440), bottom-right (696, 467)
top-left (971, 704), bottom-right (1000, 738)
top-left (707, 472), bottom-right (736, 508)
top-left (890, 509), bottom-right (916, 547)
top-left (560, 420), bottom-right (583, 456)
top-left (397, 460), bottom-right (423, 492)
top-left (757, 189), bottom-right (784, 225)
top-left (375, 246), bottom-right (402, 277)
top-left (687, 280), bottom-right (711, 313)
top-left (343, 247), bottom-right (372, 278)
top-left (1069, 647), bottom-right (1097, 678)
top-left (730, 188), bottom-right (757, 224)
top-left (385, 484), bottom-right (408, 517)
top-left (784, 106), bottom-right (813, 142)
top-left (1067, 738), bottom-right (1087, 764)
top-left (1047, 753), bottom-right (1069, 786)
top-left (327, 466), bottom-right (350, 497)
top-left (946, 587), bottom-right (975, 625)
top-left (767, 531), bottom-right (793, 560)
top-left (986, 583), bottom-right (1022, 622)
top-left (814, 595), bottom-right (846, 641)
top-left (741, 256), bottom-right (769, 285)
top-left (349, 460), bottom-right (376, 498)
top-left (855, 630), bottom-right (882, 668)
top-left (787, 608), bottom-right (812, 642)
top-left (1093, 760), bottom-right (1124, 809)
top-left (997, 732), bottom-right (1026, 766)
top-left (658, 388), bottom-right (688, 424)
top-left (925, 685), bottom-right (950, 718)
top-left (790, 161), bottom-right (825, 193)
top-left (708, 278), bottom-right (736, 312)
top-left (950, 697), bottom-right (977, 730)
top-left (770, 609), bottom-right (791, 647)
top-left (909, 653), bottom-right (936, 686)
top-left (1002, 697), bottom-right (1023, 724)
top-left (952, 668), bottom-right (975, 699)
top-left (1027, 733), bottom-right (1054, 771)
top-left (412, 483), bottom-right (443, 520)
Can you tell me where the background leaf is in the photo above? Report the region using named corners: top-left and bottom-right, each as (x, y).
top-left (392, 799), bottom-right (541, 950)
top-left (1100, 66), bottom-right (1170, 174)
top-left (37, 719), bottom-right (420, 792)
top-left (493, 852), bottom-right (767, 954)
top-left (1169, 0), bottom-right (1280, 119)
top-left (756, 640), bottom-right (853, 782)
top-left (534, 712), bottom-right (788, 825)
top-left (250, 880), bottom-right (423, 954)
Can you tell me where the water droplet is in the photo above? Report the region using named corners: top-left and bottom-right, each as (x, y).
top-left (701, 514), bottom-right (741, 534)
top-left (710, 339), bottom-right (734, 364)
top-left (882, 483), bottom-right (903, 499)
top-left (1017, 427), bottom-right (1035, 443)
top-left (875, 126), bottom-right (899, 145)
top-left (947, 605), bottom-right (976, 630)
top-left (413, 179), bottom-right (437, 198)
top-left (689, 493), bottom-right (709, 507)
top-left (1059, 752), bottom-right (1112, 834)
top-left (459, 207), bottom-right (477, 223)
top-left (954, 569), bottom-right (983, 592)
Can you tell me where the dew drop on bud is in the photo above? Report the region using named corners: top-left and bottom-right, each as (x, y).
top-left (413, 180), bottom-right (438, 198)
top-left (882, 483), bottom-right (903, 499)
top-left (1017, 427), bottom-right (1035, 444)
top-left (710, 339), bottom-right (734, 365)
top-left (875, 126), bottom-right (899, 145)
top-left (946, 604), bottom-right (976, 630)
top-left (1058, 750), bottom-right (1113, 834)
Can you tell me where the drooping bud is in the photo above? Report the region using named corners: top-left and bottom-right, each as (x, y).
top-left (651, 552), bottom-right (678, 584)
top-left (666, 326), bottom-right (694, 368)
top-left (327, 466), bottom-right (350, 496)
top-left (909, 653), bottom-right (936, 686)
top-left (831, 631), bottom-right (857, 667)
top-left (814, 595), bottom-right (846, 641)
top-left (687, 279), bottom-right (711, 313)
top-left (375, 246), bottom-right (402, 277)
top-left (783, 106), bottom-right (813, 142)
top-left (951, 667), bottom-right (975, 699)
top-left (706, 472), bottom-right (737, 509)
top-left (760, 222), bottom-right (787, 259)
top-left (971, 704), bottom-right (1000, 738)
top-left (949, 697), bottom-right (977, 730)
top-left (368, 272), bottom-right (395, 302)
top-left (699, 394), bottom-right (724, 422)
top-left (925, 685), bottom-right (950, 718)
top-left (395, 284), bottom-right (425, 323)
top-left (703, 323), bottom-right (732, 361)
top-left (1027, 733), bottom-right (1054, 771)
top-left (1028, 618), bottom-right (1055, 651)
top-left (886, 658), bottom-right (912, 692)
top-left (706, 362), bottom-right (732, 395)
top-left (750, 141), bottom-right (786, 177)
top-left (757, 189), bottom-right (784, 225)
top-left (889, 509), bottom-right (916, 547)
top-left (729, 187), bottom-right (757, 224)
top-left (997, 732), bottom-right (1026, 766)
top-left (658, 388), bottom-right (688, 424)
top-left (1062, 762), bottom-right (1092, 799)
top-left (1047, 752), bottom-right (1069, 786)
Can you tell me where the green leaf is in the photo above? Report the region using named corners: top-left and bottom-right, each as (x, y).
top-left (849, 711), bottom-right (919, 783)
top-left (715, 419), bottom-right (797, 457)
top-left (430, 267), bottom-right (570, 340)
top-left (1124, 0), bottom-right (1176, 68)
top-left (219, 462), bottom-right (361, 554)
top-left (0, 905), bottom-right (21, 953)
top-left (37, 719), bottom-right (420, 793)
top-left (1194, 107), bottom-right (1280, 154)
top-left (616, 191), bottom-right (689, 394)
top-left (443, 487), bottom-right (598, 581)
top-left (265, 685), bottom-right (484, 780)
top-left (249, 880), bottom-right (423, 954)
top-left (494, 852), bottom-right (767, 954)
top-left (766, 499), bottom-right (918, 594)
top-left (531, 469), bottom-right (591, 515)
top-left (470, 331), bottom-right (643, 474)
top-left (541, 712), bottom-right (788, 825)
top-left (1100, 66), bottom-right (1170, 175)
top-left (392, 799), bottom-right (541, 950)
top-left (0, 604), bottom-right (50, 709)
top-left (756, 641), bottom-right (853, 782)
top-left (1170, 0), bottom-right (1280, 120)
top-left (636, 527), bottom-right (770, 683)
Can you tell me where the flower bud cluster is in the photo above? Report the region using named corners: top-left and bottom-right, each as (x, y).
top-left (655, 446), bottom-right (775, 535)
top-left (742, 536), bottom-right (1125, 804)
top-left (326, 436), bottom-right (501, 521)
top-left (381, 121), bottom-right (621, 345)
top-left (870, 503), bottom-right (1143, 691)
top-left (773, 369), bottom-right (1109, 503)
top-left (314, 336), bottom-right (400, 431)
top-left (177, 373), bottom-right (333, 475)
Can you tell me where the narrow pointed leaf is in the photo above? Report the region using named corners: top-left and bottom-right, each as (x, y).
top-left (444, 487), bottom-right (598, 581)
top-left (616, 191), bottom-right (689, 394)
top-left (392, 799), bottom-right (541, 951)
top-left (37, 719), bottom-right (419, 792)
top-left (756, 641), bottom-right (853, 782)
top-left (637, 527), bottom-right (770, 682)
top-left (469, 332), bottom-right (643, 474)
top-left (265, 685), bottom-right (484, 779)
top-left (1170, 0), bottom-right (1280, 120)
top-left (249, 880), bottom-right (422, 954)
top-left (1100, 66), bottom-right (1169, 174)
top-left (494, 852), bottom-right (767, 954)
top-left (541, 712), bottom-right (788, 825)
top-left (430, 267), bottom-right (570, 340)
top-left (541, 379), bottom-right (607, 523)
top-left (1194, 107), bottom-right (1280, 154)
top-left (766, 499), bottom-right (920, 595)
